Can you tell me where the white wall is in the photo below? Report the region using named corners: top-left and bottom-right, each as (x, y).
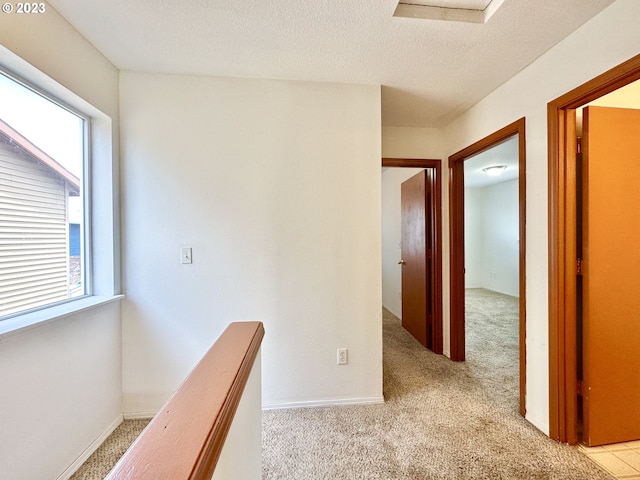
top-left (464, 187), bottom-right (483, 288)
top-left (443, 0), bottom-right (640, 433)
top-left (0, 9), bottom-right (122, 480)
top-left (0, 304), bottom-right (122, 480)
top-left (120, 73), bottom-right (382, 413)
top-left (465, 180), bottom-right (519, 296)
top-left (482, 180), bottom-right (519, 296)
top-left (212, 350), bottom-right (262, 480)
top-left (382, 126), bottom-right (444, 159)
top-left (381, 167), bottom-right (423, 317)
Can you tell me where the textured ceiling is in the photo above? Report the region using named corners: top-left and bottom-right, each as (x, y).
top-left (47, 0), bottom-right (616, 127)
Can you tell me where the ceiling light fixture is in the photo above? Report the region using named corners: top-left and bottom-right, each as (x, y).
top-left (482, 165), bottom-right (507, 176)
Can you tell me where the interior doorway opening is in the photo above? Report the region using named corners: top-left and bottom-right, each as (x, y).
top-left (548, 54), bottom-right (640, 445)
top-left (449, 118), bottom-right (527, 417)
top-left (381, 158), bottom-right (443, 355)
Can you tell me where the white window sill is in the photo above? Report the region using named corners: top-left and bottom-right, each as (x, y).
top-left (0, 295), bottom-right (124, 340)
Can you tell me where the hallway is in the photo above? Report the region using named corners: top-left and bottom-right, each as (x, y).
top-left (260, 298), bottom-right (612, 479)
top-left (72, 291), bottom-right (615, 479)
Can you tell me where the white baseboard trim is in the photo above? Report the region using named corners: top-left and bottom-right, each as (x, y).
top-left (525, 412), bottom-right (549, 436)
top-left (381, 303), bottom-right (401, 319)
top-left (123, 411), bottom-right (156, 420)
top-left (58, 414), bottom-right (123, 480)
top-left (262, 396), bottom-right (384, 410)
top-left (478, 286), bottom-right (519, 298)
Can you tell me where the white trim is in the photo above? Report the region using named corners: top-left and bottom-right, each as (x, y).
top-left (262, 396), bottom-right (385, 411)
top-left (0, 294), bottom-right (124, 341)
top-left (123, 411), bottom-right (157, 420)
top-left (57, 415), bottom-right (123, 480)
top-left (525, 411), bottom-right (549, 436)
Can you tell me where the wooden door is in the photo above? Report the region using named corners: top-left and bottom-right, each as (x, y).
top-left (581, 106), bottom-right (640, 446)
top-left (400, 170), bottom-right (433, 348)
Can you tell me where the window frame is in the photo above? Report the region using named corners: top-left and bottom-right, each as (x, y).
top-left (0, 67), bottom-right (93, 319)
top-left (0, 46), bottom-right (122, 337)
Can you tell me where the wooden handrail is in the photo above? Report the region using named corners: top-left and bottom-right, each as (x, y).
top-left (106, 321), bottom-right (265, 480)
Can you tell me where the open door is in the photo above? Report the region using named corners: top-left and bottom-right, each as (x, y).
top-left (383, 157), bottom-right (443, 354)
top-left (400, 170), bottom-right (434, 349)
top-left (581, 106), bottom-right (640, 446)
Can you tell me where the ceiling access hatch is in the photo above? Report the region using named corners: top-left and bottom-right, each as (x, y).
top-left (394, 0), bottom-right (506, 24)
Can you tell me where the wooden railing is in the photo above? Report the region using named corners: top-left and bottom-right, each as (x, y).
top-left (106, 321), bottom-right (265, 480)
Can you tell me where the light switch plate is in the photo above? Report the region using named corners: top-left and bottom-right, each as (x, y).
top-left (181, 247), bottom-right (192, 264)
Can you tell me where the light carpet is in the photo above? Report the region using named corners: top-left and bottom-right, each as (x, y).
top-left (261, 289), bottom-right (612, 479)
top-left (69, 419), bottom-right (150, 480)
top-left (72, 289), bottom-right (611, 479)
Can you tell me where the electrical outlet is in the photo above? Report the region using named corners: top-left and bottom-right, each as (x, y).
top-left (337, 348), bottom-right (348, 365)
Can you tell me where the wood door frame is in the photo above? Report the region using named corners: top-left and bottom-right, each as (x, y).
top-left (548, 54), bottom-right (640, 444)
top-left (382, 158), bottom-right (443, 354)
top-left (449, 118), bottom-right (527, 417)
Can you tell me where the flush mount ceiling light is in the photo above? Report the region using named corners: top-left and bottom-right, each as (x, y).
top-left (482, 165), bottom-right (507, 176)
top-left (394, 0), bottom-right (506, 24)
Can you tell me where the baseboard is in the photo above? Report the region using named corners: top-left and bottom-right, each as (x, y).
top-left (480, 286), bottom-right (519, 298)
top-left (525, 411), bottom-right (549, 436)
top-left (262, 396), bottom-right (384, 410)
top-left (123, 410), bottom-right (156, 420)
top-left (381, 303), bottom-right (401, 319)
top-left (58, 414), bottom-right (123, 480)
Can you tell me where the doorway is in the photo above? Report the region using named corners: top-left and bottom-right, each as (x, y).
top-left (381, 158), bottom-right (443, 354)
top-left (449, 118), bottom-right (527, 417)
top-left (548, 54), bottom-right (640, 445)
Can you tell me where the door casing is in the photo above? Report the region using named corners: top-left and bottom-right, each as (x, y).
top-left (448, 118), bottom-right (527, 417)
top-left (382, 158), bottom-right (443, 354)
top-left (548, 53), bottom-right (640, 444)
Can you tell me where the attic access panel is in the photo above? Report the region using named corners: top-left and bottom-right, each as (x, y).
top-left (394, 0), bottom-right (505, 23)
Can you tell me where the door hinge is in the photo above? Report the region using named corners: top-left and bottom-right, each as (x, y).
top-left (577, 379), bottom-right (583, 396)
top-left (576, 258), bottom-right (583, 276)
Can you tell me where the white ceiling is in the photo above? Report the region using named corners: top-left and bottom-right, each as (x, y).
top-left (47, 0), bottom-right (616, 127)
top-left (464, 135), bottom-right (519, 188)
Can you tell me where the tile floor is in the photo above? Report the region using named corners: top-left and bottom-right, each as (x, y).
top-left (579, 441), bottom-right (640, 479)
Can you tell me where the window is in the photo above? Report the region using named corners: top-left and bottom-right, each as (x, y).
top-left (0, 70), bottom-right (88, 318)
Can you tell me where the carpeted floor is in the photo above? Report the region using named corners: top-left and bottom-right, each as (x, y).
top-left (262, 289), bottom-right (613, 479)
top-left (72, 289), bottom-right (612, 479)
top-left (69, 419), bottom-right (150, 480)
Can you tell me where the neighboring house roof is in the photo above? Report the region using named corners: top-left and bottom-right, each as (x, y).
top-left (0, 119), bottom-right (80, 195)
